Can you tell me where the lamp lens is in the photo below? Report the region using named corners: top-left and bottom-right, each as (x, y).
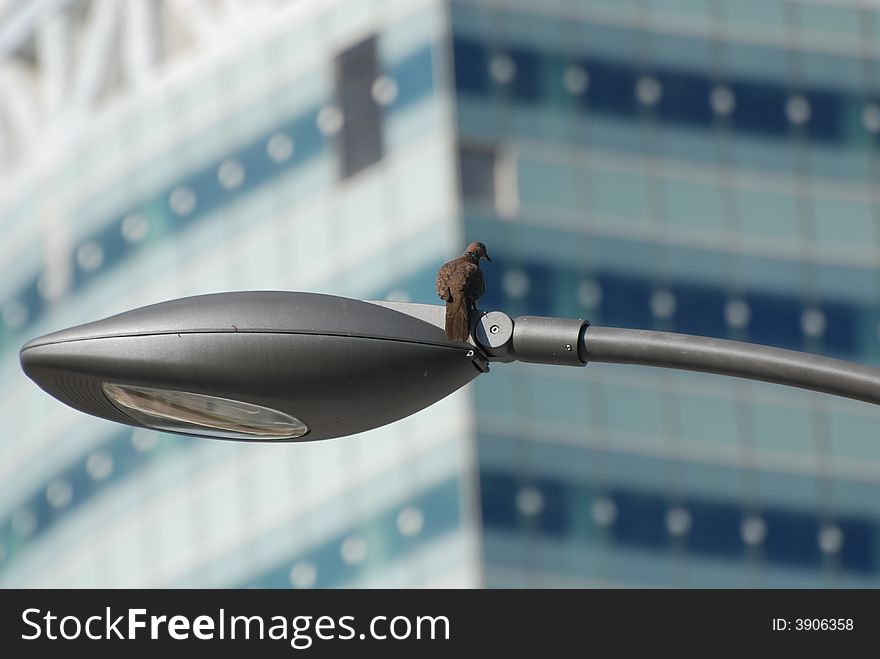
top-left (102, 383), bottom-right (308, 440)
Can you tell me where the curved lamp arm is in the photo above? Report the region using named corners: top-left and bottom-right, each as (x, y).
top-left (459, 308), bottom-right (880, 407)
top-left (581, 325), bottom-right (880, 407)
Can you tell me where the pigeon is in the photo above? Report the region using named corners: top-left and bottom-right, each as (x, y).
top-left (436, 241), bottom-right (491, 342)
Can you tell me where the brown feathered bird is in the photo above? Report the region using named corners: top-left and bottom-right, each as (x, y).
top-left (436, 241), bottom-right (491, 342)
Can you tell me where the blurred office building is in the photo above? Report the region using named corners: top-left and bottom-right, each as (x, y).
top-left (2, 0), bottom-right (880, 588)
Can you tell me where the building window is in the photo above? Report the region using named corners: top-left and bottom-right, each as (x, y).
top-left (458, 142), bottom-right (518, 217)
top-left (334, 36), bottom-right (383, 179)
top-left (458, 142), bottom-right (496, 202)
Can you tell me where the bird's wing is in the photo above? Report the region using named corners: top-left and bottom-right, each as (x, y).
top-left (464, 266), bottom-right (485, 301)
top-left (437, 259), bottom-right (470, 299)
top-left (436, 261), bottom-right (452, 299)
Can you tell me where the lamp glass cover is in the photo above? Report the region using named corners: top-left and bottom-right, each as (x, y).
top-left (102, 382), bottom-right (308, 440)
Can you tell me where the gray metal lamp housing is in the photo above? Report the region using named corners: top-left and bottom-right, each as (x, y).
top-left (19, 292), bottom-right (486, 441)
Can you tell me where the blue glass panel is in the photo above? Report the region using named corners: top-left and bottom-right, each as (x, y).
top-left (820, 300), bottom-right (858, 359)
top-left (72, 222), bottom-right (125, 289)
top-left (477, 255), bottom-right (552, 316)
top-left (453, 35), bottom-right (854, 147)
top-left (762, 508), bottom-right (822, 568)
top-left (583, 57), bottom-right (638, 117)
top-left (21, 276), bottom-right (46, 333)
top-left (507, 47), bottom-right (540, 103)
top-left (744, 291), bottom-right (803, 350)
top-left (535, 478), bottom-right (566, 536)
top-left (597, 273), bottom-right (652, 329)
top-left (519, 262), bottom-right (553, 316)
top-left (687, 499), bottom-right (745, 559)
top-left (730, 79), bottom-right (789, 136)
top-left (837, 518), bottom-right (873, 573)
top-left (477, 469), bottom-right (876, 574)
top-left (656, 69), bottom-right (714, 127)
top-left (610, 488), bottom-right (668, 550)
top-left (480, 471), bottom-right (519, 531)
top-left (388, 44), bottom-right (434, 111)
top-left (672, 281), bottom-right (727, 338)
top-left (804, 89), bottom-right (843, 142)
top-left (453, 38), bottom-right (489, 94)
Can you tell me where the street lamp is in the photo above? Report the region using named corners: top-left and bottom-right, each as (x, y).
top-left (20, 291), bottom-right (880, 441)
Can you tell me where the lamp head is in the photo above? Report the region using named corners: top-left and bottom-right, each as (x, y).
top-left (20, 292), bottom-right (484, 441)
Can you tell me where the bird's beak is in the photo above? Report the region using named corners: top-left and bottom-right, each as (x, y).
top-left (484, 253), bottom-right (491, 262)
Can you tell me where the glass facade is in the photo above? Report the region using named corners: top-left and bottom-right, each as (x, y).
top-left (456, 0), bottom-right (880, 587)
top-left (2, 0), bottom-right (880, 588)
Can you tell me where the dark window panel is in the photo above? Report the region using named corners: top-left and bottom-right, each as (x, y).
top-left (453, 38), bottom-right (490, 94)
top-left (337, 81), bottom-right (375, 117)
top-left (837, 518), bottom-right (874, 573)
top-left (519, 262), bottom-right (553, 316)
top-left (597, 272), bottom-right (653, 329)
top-left (730, 79), bottom-right (789, 136)
top-left (582, 57), bottom-right (638, 117)
top-left (804, 89), bottom-right (843, 142)
top-left (535, 479), bottom-right (567, 536)
top-left (744, 291), bottom-right (804, 351)
top-left (686, 499), bottom-right (746, 559)
top-left (22, 274), bottom-right (47, 327)
top-left (479, 471), bottom-right (519, 530)
top-left (339, 114), bottom-right (383, 178)
top-left (476, 254), bottom-right (505, 311)
top-left (334, 36), bottom-right (383, 179)
top-left (336, 37), bottom-right (379, 84)
top-left (762, 508), bottom-right (823, 568)
top-left (655, 70), bottom-right (714, 128)
top-left (819, 301), bottom-right (858, 359)
top-left (458, 142), bottom-right (497, 202)
top-left (486, 256), bottom-right (552, 317)
top-left (672, 282), bottom-right (727, 339)
top-left (610, 488), bottom-right (668, 550)
top-left (507, 47), bottom-right (540, 102)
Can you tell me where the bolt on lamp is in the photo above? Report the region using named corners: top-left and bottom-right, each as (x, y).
top-left (20, 291), bottom-right (880, 441)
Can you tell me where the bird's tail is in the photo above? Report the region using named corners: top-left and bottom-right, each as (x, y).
top-left (445, 296), bottom-right (470, 342)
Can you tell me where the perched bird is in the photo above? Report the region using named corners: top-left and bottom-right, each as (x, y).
top-left (436, 241), bottom-right (491, 342)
